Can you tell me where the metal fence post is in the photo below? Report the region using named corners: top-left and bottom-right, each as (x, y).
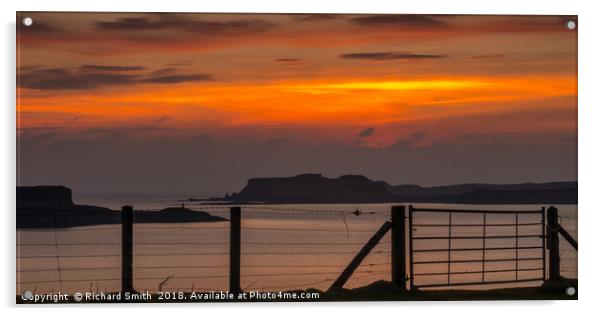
top-left (121, 205), bottom-right (134, 293)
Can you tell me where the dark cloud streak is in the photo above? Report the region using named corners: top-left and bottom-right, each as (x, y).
top-left (357, 127), bottom-right (375, 138)
top-left (19, 66), bottom-right (212, 90)
top-left (292, 14), bottom-right (339, 22)
top-left (470, 54), bottom-right (505, 59)
top-left (275, 58), bottom-right (301, 62)
top-left (341, 51), bottom-right (447, 60)
top-left (150, 67), bottom-right (178, 76)
top-left (349, 14), bottom-right (447, 29)
top-left (94, 14), bottom-right (276, 35)
top-left (140, 74), bottom-right (212, 84)
top-left (78, 64), bottom-right (146, 72)
top-left (19, 68), bottom-right (139, 90)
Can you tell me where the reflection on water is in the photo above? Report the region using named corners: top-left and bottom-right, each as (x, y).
top-left (16, 203), bottom-right (577, 294)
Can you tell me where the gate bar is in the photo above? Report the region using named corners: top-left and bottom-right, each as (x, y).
top-left (414, 257), bottom-right (543, 265)
top-left (413, 222), bottom-right (541, 227)
top-left (413, 246), bottom-right (541, 253)
top-left (541, 206), bottom-right (546, 282)
top-left (447, 212), bottom-right (452, 285)
top-left (411, 208), bottom-right (542, 214)
top-left (481, 213), bottom-right (486, 283)
top-left (415, 267), bottom-right (543, 276)
top-left (415, 277), bottom-right (543, 288)
top-left (515, 212), bottom-right (519, 281)
top-left (413, 234), bottom-right (543, 240)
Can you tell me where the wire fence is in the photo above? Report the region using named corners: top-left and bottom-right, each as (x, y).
top-left (16, 204), bottom-right (577, 294)
top-left (17, 205), bottom-right (393, 294)
top-left (558, 214), bottom-right (578, 278)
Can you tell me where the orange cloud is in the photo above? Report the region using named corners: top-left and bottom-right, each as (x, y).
top-left (16, 13), bottom-right (577, 147)
top-left (17, 74), bottom-right (576, 145)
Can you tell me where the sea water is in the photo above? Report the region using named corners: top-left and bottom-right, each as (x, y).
top-left (16, 198), bottom-right (577, 294)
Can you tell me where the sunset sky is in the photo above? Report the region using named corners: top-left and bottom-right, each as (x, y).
top-left (16, 13), bottom-right (577, 196)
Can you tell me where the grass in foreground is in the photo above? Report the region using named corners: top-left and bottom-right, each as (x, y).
top-left (17, 278), bottom-right (577, 303)
top-left (322, 278), bottom-right (577, 301)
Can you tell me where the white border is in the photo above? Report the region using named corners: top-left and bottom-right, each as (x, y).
top-left (2, 0), bottom-right (600, 315)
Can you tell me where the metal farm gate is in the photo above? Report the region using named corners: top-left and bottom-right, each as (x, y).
top-left (408, 206), bottom-right (546, 289)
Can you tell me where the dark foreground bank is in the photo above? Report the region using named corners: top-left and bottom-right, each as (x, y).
top-left (17, 279), bottom-right (577, 303)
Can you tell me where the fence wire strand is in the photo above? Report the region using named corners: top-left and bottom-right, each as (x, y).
top-left (19, 204), bottom-right (576, 294)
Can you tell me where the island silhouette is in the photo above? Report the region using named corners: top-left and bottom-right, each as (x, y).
top-left (17, 186), bottom-right (226, 228)
top-left (17, 174), bottom-right (576, 228)
top-left (209, 174), bottom-right (577, 204)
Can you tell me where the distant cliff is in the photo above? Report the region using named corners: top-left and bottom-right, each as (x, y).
top-left (230, 174), bottom-right (397, 203)
top-left (17, 186), bottom-right (115, 228)
top-left (379, 181), bottom-right (577, 204)
top-left (225, 174), bottom-right (577, 204)
top-left (17, 186), bottom-right (74, 208)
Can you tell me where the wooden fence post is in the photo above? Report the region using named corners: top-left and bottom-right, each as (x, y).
top-left (391, 205), bottom-right (406, 289)
top-left (547, 206), bottom-right (561, 282)
top-left (121, 205), bottom-right (134, 293)
top-left (229, 206), bottom-right (241, 294)
top-left (329, 220), bottom-right (392, 291)
top-left (408, 204), bottom-right (414, 291)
